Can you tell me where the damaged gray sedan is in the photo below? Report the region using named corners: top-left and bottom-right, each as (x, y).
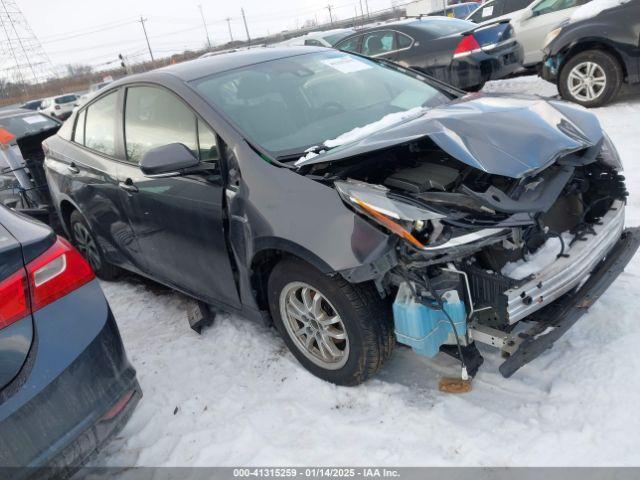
top-left (43, 47), bottom-right (639, 385)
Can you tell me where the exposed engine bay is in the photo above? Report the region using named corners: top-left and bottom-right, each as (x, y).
top-left (301, 134), bottom-right (630, 377)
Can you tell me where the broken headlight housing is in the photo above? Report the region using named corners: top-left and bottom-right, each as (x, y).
top-left (335, 180), bottom-right (505, 251)
top-left (600, 131), bottom-right (623, 171)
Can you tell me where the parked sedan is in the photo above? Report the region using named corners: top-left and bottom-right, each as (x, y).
top-left (0, 110), bottom-right (60, 216)
top-left (541, 0), bottom-right (640, 107)
top-left (467, 0), bottom-right (593, 67)
top-left (43, 48), bottom-right (638, 386)
top-left (334, 17), bottom-right (523, 91)
top-left (19, 99), bottom-right (44, 111)
top-left (0, 205), bottom-right (140, 476)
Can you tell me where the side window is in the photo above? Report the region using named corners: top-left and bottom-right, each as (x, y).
top-left (532, 0), bottom-right (578, 16)
top-left (335, 35), bottom-right (361, 53)
top-left (197, 118), bottom-right (219, 162)
top-left (397, 32), bottom-right (413, 49)
top-left (469, 0), bottom-right (501, 21)
top-left (362, 31), bottom-right (396, 56)
top-left (84, 92), bottom-right (118, 156)
top-left (74, 109), bottom-right (86, 145)
top-left (124, 86), bottom-right (198, 164)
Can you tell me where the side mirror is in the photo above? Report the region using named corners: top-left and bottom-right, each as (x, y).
top-left (140, 143), bottom-right (200, 177)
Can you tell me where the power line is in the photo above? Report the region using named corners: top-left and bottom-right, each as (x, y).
top-left (40, 20), bottom-right (138, 44)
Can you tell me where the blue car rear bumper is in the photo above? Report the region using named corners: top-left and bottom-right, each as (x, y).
top-left (0, 280), bottom-right (141, 478)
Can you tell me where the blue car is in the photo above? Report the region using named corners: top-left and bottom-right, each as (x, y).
top-left (0, 205), bottom-right (140, 477)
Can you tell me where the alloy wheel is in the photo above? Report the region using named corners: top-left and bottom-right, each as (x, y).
top-left (72, 221), bottom-right (102, 271)
top-left (279, 281), bottom-right (350, 370)
top-left (567, 61), bottom-right (607, 102)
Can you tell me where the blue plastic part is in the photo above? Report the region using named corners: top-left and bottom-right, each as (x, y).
top-left (392, 283), bottom-right (467, 358)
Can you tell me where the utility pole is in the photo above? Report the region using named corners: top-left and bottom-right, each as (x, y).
top-left (139, 16), bottom-right (154, 62)
top-left (365, 0), bottom-right (370, 17)
top-left (225, 17), bottom-right (234, 43)
top-left (241, 8), bottom-right (251, 46)
top-left (359, 0), bottom-right (364, 19)
top-left (326, 4), bottom-right (333, 24)
top-left (198, 5), bottom-right (212, 50)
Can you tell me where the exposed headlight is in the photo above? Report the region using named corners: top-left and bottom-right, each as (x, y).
top-left (335, 180), bottom-right (506, 251)
top-left (335, 180), bottom-right (442, 249)
top-left (543, 27), bottom-right (562, 48)
top-left (600, 130), bottom-right (623, 171)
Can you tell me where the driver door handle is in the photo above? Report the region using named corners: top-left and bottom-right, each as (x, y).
top-left (67, 162), bottom-right (79, 174)
top-left (118, 178), bottom-right (139, 193)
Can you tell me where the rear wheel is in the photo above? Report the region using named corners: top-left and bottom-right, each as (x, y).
top-left (268, 257), bottom-right (395, 386)
top-left (558, 50), bottom-right (622, 108)
top-left (69, 210), bottom-right (120, 280)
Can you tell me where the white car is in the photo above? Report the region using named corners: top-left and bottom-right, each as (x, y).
top-left (39, 94), bottom-right (80, 120)
top-left (467, 0), bottom-right (593, 67)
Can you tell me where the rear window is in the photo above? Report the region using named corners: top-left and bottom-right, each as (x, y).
top-left (0, 114), bottom-right (58, 139)
top-left (410, 18), bottom-right (472, 37)
top-left (55, 95), bottom-right (76, 104)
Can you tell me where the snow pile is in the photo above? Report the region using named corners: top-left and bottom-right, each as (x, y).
top-left (91, 77), bottom-right (640, 467)
top-left (295, 146), bottom-right (325, 166)
top-left (570, 0), bottom-right (630, 23)
top-left (502, 232), bottom-right (574, 280)
top-left (323, 107), bottom-right (426, 149)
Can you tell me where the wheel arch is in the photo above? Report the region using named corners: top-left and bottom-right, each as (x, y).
top-left (559, 40), bottom-right (628, 82)
top-left (249, 240), bottom-right (335, 312)
top-left (58, 197), bottom-right (81, 237)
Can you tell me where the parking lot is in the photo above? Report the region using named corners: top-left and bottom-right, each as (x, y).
top-left (87, 75), bottom-right (640, 467)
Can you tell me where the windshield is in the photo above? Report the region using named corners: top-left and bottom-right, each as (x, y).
top-left (192, 51), bottom-right (451, 158)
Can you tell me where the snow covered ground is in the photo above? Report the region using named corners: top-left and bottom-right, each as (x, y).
top-left (92, 75), bottom-right (640, 467)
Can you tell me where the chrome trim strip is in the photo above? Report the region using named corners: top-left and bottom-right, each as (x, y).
top-left (422, 228), bottom-right (506, 251)
top-left (506, 201), bottom-right (625, 323)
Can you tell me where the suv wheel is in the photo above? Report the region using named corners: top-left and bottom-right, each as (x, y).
top-left (268, 258), bottom-right (395, 386)
top-left (69, 210), bottom-right (120, 280)
top-left (558, 50), bottom-right (622, 108)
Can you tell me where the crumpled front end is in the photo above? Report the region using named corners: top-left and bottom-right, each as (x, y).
top-left (302, 100), bottom-right (638, 377)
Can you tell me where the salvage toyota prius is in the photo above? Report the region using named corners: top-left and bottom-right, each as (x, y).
top-left (43, 47), bottom-right (639, 385)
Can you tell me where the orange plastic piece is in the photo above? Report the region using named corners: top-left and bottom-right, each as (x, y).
top-left (0, 128), bottom-right (16, 145)
top-left (439, 377), bottom-right (473, 393)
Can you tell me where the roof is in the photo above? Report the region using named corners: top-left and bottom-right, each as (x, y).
top-left (150, 46), bottom-right (329, 82)
top-left (0, 108), bottom-right (34, 119)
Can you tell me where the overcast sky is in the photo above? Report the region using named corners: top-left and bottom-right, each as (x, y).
top-left (16, 0), bottom-right (396, 74)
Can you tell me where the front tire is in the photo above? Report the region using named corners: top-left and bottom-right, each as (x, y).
top-left (69, 210), bottom-right (120, 280)
top-left (558, 50), bottom-right (622, 108)
top-left (268, 258), bottom-right (395, 386)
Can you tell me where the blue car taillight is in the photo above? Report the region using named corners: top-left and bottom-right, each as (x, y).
top-left (0, 268), bottom-right (29, 329)
top-left (0, 237), bottom-right (95, 330)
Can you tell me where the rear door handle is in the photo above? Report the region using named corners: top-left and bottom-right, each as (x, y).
top-left (118, 179), bottom-right (139, 193)
top-left (67, 162), bottom-right (79, 174)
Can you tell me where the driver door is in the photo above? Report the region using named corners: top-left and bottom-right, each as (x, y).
top-left (116, 85), bottom-right (241, 309)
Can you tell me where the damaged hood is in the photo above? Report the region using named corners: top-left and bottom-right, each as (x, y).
top-left (297, 94), bottom-right (604, 178)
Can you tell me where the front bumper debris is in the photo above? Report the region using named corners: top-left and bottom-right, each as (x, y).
top-left (506, 200), bottom-right (626, 324)
top-left (499, 227), bottom-right (640, 378)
